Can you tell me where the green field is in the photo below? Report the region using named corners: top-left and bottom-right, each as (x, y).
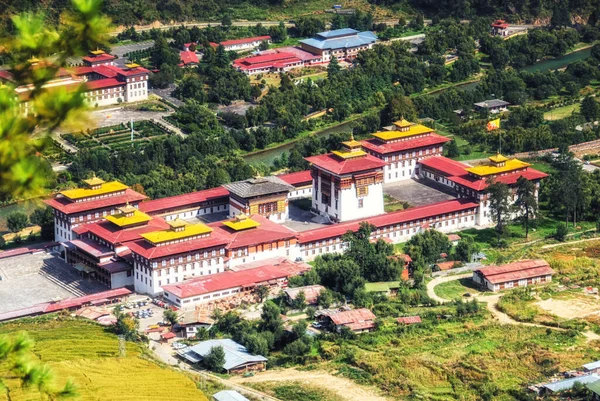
top-left (433, 278), bottom-right (481, 300)
top-left (0, 317), bottom-right (209, 401)
top-left (62, 121), bottom-right (170, 152)
top-left (543, 103), bottom-right (580, 120)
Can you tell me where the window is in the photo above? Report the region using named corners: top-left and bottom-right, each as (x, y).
top-left (358, 199), bottom-right (364, 208)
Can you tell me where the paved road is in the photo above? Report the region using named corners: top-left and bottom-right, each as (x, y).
top-left (426, 273), bottom-right (472, 304)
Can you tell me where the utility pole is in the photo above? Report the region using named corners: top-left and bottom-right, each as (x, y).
top-left (131, 118), bottom-right (134, 147)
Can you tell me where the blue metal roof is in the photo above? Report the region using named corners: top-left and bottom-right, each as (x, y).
top-left (188, 339), bottom-right (267, 371)
top-left (543, 374), bottom-right (600, 392)
top-left (300, 31), bottom-right (377, 50)
top-left (584, 360), bottom-right (600, 371)
top-left (316, 28), bottom-right (359, 39)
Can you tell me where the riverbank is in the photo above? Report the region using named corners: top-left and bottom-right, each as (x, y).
top-left (242, 113), bottom-right (368, 165)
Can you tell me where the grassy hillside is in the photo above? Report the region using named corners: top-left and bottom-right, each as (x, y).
top-left (0, 317), bottom-right (208, 401)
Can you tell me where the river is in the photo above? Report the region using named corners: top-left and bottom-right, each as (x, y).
top-left (243, 120), bottom-right (356, 166)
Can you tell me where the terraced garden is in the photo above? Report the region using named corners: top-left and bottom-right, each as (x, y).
top-left (62, 121), bottom-right (171, 152)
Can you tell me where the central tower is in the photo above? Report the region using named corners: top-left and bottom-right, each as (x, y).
top-left (305, 139), bottom-right (387, 222)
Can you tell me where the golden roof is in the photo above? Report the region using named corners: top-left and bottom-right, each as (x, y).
top-left (83, 177), bottom-right (106, 186)
top-left (467, 158), bottom-right (531, 177)
top-left (90, 50), bottom-right (105, 55)
top-left (141, 222), bottom-right (213, 244)
top-left (105, 209), bottom-right (152, 227)
top-left (341, 139), bottom-right (362, 148)
top-left (489, 153), bottom-right (509, 163)
top-left (223, 214), bottom-right (261, 231)
top-left (118, 204), bottom-right (137, 214)
top-left (125, 63), bottom-right (140, 69)
top-left (371, 123), bottom-right (434, 141)
top-left (393, 119), bottom-right (413, 128)
top-left (332, 149), bottom-right (367, 159)
top-left (167, 218), bottom-right (188, 229)
top-left (60, 181), bottom-right (128, 200)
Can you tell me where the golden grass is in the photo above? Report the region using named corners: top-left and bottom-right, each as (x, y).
top-left (0, 317), bottom-right (208, 401)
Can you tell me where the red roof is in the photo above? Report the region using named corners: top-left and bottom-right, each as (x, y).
top-left (180, 50), bottom-right (199, 65)
top-left (397, 316), bottom-right (421, 324)
top-left (476, 259), bottom-right (554, 284)
top-left (419, 156), bottom-right (469, 177)
top-left (327, 308), bottom-right (376, 326)
top-left (277, 170), bottom-right (312, 186)
top-left (234, 51), bottom-right (299, 69)
top-left (139, 186), bottom-right (229, 215)
top-left (449, 169), bottom-right (548, 191)
top-left (0, 69), bottom-right (14, 82)
top-left (436, 261), bottom-right (459, 271)
top-left (305, 153), bottom-right (387, 175)
top-left (83, 53), bottom-right (116, 63)
top-left (127, 233), bottom-right (230, 260)
top-left (298, 198), bottom-right (479, 244)
top-left (71, 66), bottom-right (95, 76)
top-left (447, 234), bottom-right (462, 241)
top-left (209, 214), bottom-right (297, 250)
top-left (162, 258), bottom-right (309, 299)
top-left (44, 189), bottom-right (147, 215)
top-left (161, 332), bottom-right (176, 340)
top-left (491, 20), bottom-right (509, 28)
top-left (97, 259), bottom-right (131, 273)
top-left (78, 217), bottom-right (170, 245)
top-left (213, 35), bottom-right (271, 47)
top-left (44, 287), bottom-right (131, 312)
top-left (360, 134), bottom-right (450, 155)
top-left (85, 78), bottom-right (124, 90)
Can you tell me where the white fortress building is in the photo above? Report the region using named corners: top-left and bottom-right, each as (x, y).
top-left (306, 138), bottom-right (386, 222)
top-left (43, 120), bottom-right (548, 300)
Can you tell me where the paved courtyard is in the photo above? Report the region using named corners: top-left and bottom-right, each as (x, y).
top-left (383, 179), bottom-right (457, 207)
top-left (0, 252), bottom-right (107, 314)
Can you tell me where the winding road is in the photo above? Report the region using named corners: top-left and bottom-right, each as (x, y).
top-left (426, 273), bottom-right (600, 341)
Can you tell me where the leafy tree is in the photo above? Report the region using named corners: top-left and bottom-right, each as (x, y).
top-left (243, 334), bottom-right (269, 356)
top-left (554, 223), bottom-right (568, 241)
top-left (6, 211), bottom-right (28, 233)
top-left (404, 229), bottom-right (451, 267)
top-left (317, 288), bottom-right (334, 308)
top-left (380, 94), bottom-right (417, 126)
top-left (0, 0), bottom-right (110, 200)
top-left (513, 176), bottom-right (538, 239)
top-left (0, 333), bottom-right (77, 399)
top-left (314, 255), bottom-right (365, 297)
top-left (327, 57), bottom-right (341, 79)
top-left (343, 222), bottom-right (402, 282)
top-left (487, 181), bottom-right (511, 245)
top-left (113, 306), bottom-right (139, 341)
top-left (454, 236), bottom-right (478, 262)
top-left (291, 321), bottom-right (307, 340)
top-left (549, 151), bottom-right (590, 226)
top-left (283, 339), bottom-right (310, 358)
top-left (259, 301), bottom-right (284, 336)
top-left (30, 207), bottom-right (55, 240)
top-left (293, 290), bottom-right (307, 310)
top-left (446, 140), bottom-right (460, 158)
top-left (221, 14), bottom-right (232, 28)
top-left (295, 17), bottom-right (326, 37)
top-left (203, 346), bottom-right (225, 372)
top-left (581, 96), bottom-right (600, 122)
top-left (163, 309), bottom-right (179, 325)
top-left (256, 285), bottom-right (270, 302)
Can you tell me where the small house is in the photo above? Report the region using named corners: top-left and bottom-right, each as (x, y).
top-left (584, 360), bottom-right (600, 374)
top-left (542, 374), bottom-right (600, 394)
top-left (473, 99), bottom-right (510, 114)
top-left (284, 285), bottom-right (326, 306)
top-left (364, 281), bottom-right (402, 296)
top-left (473, 259), bottom-right (554, 292)
top-left (397, 316), bottom-right (422, 325)
top-left (179, 309), bottom-right (215, 338)
top-left (447, 234), bottom-right (461, 246)
top-left (319, 308), bottom-right (376, 333)
top-left (178, 339), bottom-right (267, 374)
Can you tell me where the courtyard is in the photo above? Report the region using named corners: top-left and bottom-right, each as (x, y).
top-left (0, 252), bottom-right (107, 314)
top-left (383, 178), bottom-right (457, 207)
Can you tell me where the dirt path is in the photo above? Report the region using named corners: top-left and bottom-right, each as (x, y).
top-left (426, 273), bottom-right (472, 304)
top-left (230, 368), bottom-right (391, 401)
top-left (541, 237), bottom-right (600, 249)
top-left (428, 274), bottom-right (600, 342)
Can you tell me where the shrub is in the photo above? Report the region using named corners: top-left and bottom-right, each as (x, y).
top-left (554, 224), bottom-right (568, 241)
top-left (6, 211), bottom-right (28, 233)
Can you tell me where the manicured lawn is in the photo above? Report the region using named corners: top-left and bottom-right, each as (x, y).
top-left (1, 317), bottom-right (209, 401)
top-left (434, 278), bottom-right (481, 300)
top-left (544, 103), bottom-right (580, 120)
